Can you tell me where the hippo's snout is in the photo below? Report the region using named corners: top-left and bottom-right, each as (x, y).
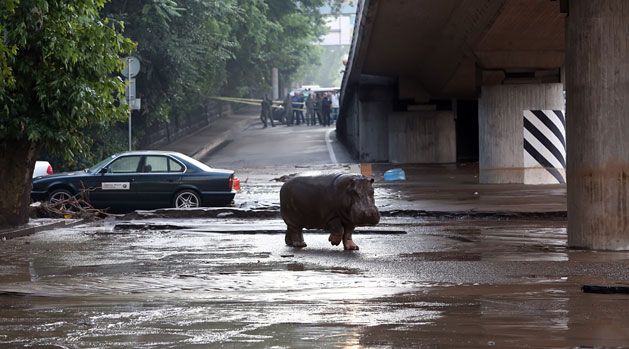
top-left (359, 208), bottom-right (380, 226)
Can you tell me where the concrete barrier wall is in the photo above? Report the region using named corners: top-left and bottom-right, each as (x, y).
top-left (358, 101), bottom-right (390, 162)
top-left (141, 102), bottom-right (232, 148)
top-left (388, 111), bottom-right (456, 163)
top-left (337, 91), bottom-right (360, 159)
top-left (340, 86), bottom-right (456, 164)
top-left (355, 84), bottom-right (395, 162)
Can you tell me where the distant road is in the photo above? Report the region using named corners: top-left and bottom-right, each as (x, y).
top-left (203, 121), bottom-right (352, 169)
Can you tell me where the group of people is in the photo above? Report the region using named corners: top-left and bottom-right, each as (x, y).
top-left (260, 90), bottom-right (339, 128)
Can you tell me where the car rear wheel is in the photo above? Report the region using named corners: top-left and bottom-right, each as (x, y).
top-left (48, 189), bottom-right (74, 212)
top-left (174, 190), bottom-right (201, 208)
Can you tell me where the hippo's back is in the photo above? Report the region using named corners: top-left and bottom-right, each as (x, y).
top-left (280, 173), bottom-right (345, 228)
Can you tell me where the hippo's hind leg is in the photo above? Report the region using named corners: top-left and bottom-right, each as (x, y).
top-left (327, 218), bottom-right (344, 246)
top-left (342, 224), bottom-right (359, 250)
top-left (285, 224), bottom-right (307, 248)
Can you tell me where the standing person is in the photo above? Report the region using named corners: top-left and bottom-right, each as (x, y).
top-left (331, 91), bottom-right (340, 123)
top-left (260, 95), bottom-right (274, 128)
top-left (305, 93), bottom-right (315, 126)
top-left (264, 95), bottom-right (274, 127)
top-left (291, 92), bottom-right (301, 125)
top-left (321, 93), bottom-right (332, 126)
top-left (283, 93), bottom-right (293, 126)
top-left (315, 93), bottom-right (323, 126)
top-left (296, 92), bottom-right (306, 125)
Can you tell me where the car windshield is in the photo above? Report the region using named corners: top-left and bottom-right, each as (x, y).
top-left (176, 153), bottom-right (214, 172)
top-left (86, 155), bottom-right (117, 173)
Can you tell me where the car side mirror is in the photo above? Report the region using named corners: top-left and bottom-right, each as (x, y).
top-left (99, 167), bottom-right (108, 174)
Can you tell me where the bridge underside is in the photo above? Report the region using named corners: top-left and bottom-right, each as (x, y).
top-left (362, 0), bottom-right (564, 99)
top-left (339, 0), bottom-right (566, 165)
top-left (337, 0), bottom-right (629, 250)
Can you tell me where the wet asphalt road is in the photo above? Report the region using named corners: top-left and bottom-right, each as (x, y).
top-left (2, 218), bottom-right (629, 347)
top-left (2, 122), bottom-right (629, 347)
top-left (202, 121), bottom-right (352, 168)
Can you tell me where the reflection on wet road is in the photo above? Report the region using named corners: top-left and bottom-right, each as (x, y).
top-left (1, 219), bottom-right (629, 347)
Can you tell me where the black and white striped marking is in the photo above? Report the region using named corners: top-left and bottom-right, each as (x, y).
top-left (523, 110), bottom-right (566, 184)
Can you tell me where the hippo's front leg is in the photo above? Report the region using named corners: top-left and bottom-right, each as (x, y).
top-left (342, 224), bottom-right (359, 250)
top-left (285, 224), bottom-right (307, 248)
top-left (327, 218), bottom-right (344, 246)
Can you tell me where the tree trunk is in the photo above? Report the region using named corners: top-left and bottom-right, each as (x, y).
top-left (0, 139), bottom-right (38, 228)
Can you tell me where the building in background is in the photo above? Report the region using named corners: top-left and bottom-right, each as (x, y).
top-left (320, 3), bottom-right (356, 46)
top-left (299, 2), bottom-right (357, 88)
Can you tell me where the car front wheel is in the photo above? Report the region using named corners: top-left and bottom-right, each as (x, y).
top-left (173, 190), bottom-right (201, 208)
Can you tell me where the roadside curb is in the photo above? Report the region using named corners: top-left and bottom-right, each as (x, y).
top-left (0, 219), bottom-right (85, 240)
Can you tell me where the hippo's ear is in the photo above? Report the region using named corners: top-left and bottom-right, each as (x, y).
top-left (370, 177), bottom-right (374, 184)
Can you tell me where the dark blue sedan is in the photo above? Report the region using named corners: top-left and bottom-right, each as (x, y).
top-left (31, 151), bottom-right (237, 211)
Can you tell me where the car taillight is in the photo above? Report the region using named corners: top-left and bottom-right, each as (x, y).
top-left (47, 165), bottom-right (53, 175)
top-left (230, 177), bottom-right (241, 191)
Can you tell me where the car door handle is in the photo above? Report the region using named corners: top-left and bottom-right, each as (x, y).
top-left (167, 179), bottom-right (174, 183)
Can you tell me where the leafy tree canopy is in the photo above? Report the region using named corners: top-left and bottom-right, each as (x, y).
top-left (0, 0), bottom-right (134, 228)
top-left (225, 0), bottom-right (333, 96)
top-left (102, 0), bottom-right (341, 139)
top-left (0, 0), bottom-right (135, 163)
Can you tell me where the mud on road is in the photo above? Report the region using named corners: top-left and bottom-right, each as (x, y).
top-left (2, 216), bottom-right (629, 348)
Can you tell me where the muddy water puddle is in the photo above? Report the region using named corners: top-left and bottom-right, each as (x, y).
top-left (1, 219), bottom-right (629, 347)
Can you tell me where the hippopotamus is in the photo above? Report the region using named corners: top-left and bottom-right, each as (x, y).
top-left (280, 173), bottom-right (380, 250)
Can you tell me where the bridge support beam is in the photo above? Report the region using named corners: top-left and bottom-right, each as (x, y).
top-left (478, 83), bottom-right (564, 183)
top-left (566, 0), bottom-right (629, 250)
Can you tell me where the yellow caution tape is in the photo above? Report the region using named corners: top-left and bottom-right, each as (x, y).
top-left (212, 96), bottom-right (261, 103)
top-left (209, 96), bottom-right (310, 110)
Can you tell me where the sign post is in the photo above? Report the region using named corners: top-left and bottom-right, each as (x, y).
top-left (122, 56), bottom-right (140, 151)
top-left (272, 68), bottom-right (279, 100)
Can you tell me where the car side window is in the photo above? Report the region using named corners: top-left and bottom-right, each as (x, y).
top-left (144, 156), bottom-right (168, 173)
top-left (108, 156), bottom-right (141, 173)
top-left (168, 158), bottom-right (184, 172)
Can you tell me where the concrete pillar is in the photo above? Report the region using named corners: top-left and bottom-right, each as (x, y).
top-left (478, 84), bottom-right (564, 183)
top-left (566, 0), bottom-right (629, 250)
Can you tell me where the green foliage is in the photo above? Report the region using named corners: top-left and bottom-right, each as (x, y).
top-left (0, 0), bottom-right (20, 89)
top-left (0, 0), bottom-right (135, 165)
top-left (224, 0), bottom-right (332, 96)
top-left (101, 0), bottom-right (340, 144)
top-left (142, 0), bottom-right (185, 27)
top-left (2, 0), bottom-right (341, 166)
top-left (103, 0), bottom-right (239, 142)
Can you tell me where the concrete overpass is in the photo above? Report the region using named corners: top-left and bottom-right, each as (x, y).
top-left (337, 0), bottom-right (629, 250)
